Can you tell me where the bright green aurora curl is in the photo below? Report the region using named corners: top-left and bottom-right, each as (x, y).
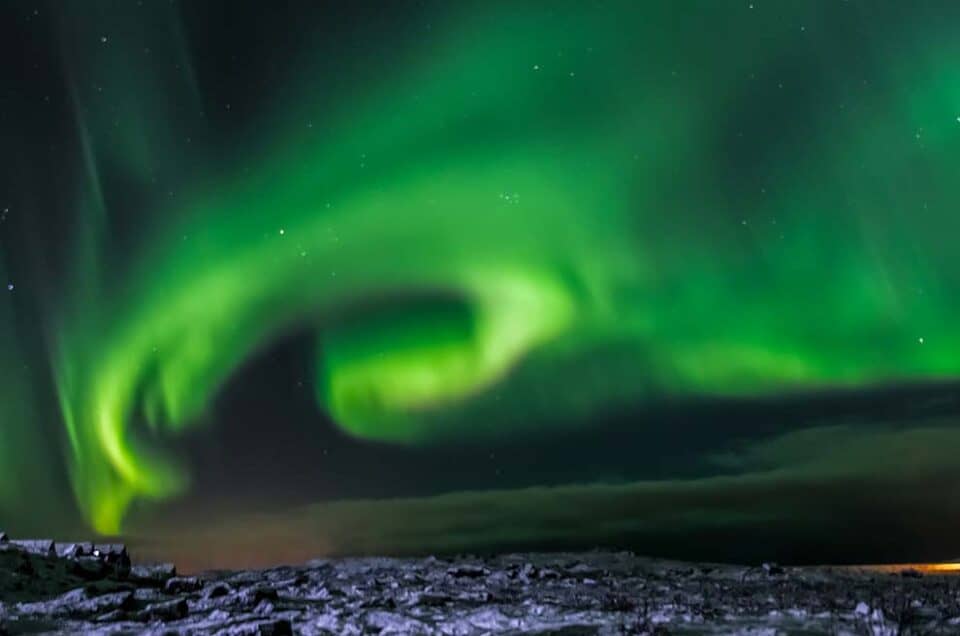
top-left (49, 1), bottom-right (960, 533)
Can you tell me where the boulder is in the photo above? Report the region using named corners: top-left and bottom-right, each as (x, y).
top-left (135, 597), bottom-right (188, 622)
top-left (129, 562), bottom-right (177, 585)
top-left (10, 539), bottom-right (56, 556)
top-left (164, 576), bottom-right (205, 594)
top-left (57, 542), bottom-right (94, 558)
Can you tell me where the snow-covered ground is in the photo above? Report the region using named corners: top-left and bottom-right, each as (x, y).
top-left (2, 536), bottom-right (958, 634)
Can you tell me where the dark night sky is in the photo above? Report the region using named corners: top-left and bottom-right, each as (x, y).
top-left (4, 0), bottom-right (960, 569)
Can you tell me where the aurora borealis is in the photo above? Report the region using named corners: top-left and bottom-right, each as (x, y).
top-left (5, 0), bottom-right (960, 564)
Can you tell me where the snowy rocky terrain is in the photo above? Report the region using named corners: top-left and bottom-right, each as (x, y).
top-left (2, 532), bottom-right (960, 634)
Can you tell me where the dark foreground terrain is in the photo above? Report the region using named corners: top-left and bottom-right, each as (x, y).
top-left (2, 533), bottom-right (960, 634)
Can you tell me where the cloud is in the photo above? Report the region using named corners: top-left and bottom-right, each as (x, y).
top-left (130, 420), bottom-right (960, 572)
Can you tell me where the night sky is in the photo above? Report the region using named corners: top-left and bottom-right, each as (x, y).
top-left (4, 0), bottom-right (960, 569)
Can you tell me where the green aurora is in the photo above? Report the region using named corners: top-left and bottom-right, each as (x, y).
top-left (5, 1), bottom-right (960, 545)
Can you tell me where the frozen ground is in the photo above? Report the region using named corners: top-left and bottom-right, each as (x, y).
top-left (2, 534), bottom-right (959, 634)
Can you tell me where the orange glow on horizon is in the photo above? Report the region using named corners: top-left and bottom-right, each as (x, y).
top-left (841, 562), bottom-right (960, 575)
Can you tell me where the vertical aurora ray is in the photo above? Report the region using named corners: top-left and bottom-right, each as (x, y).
top-left (34, 0), bottom-right (960, 533)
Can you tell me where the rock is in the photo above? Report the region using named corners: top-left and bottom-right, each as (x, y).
top-left (86, 579), bottom-right (134, 595)
top-left (365, 611), bottom-right (425, 633)
top-left (75, 591), bottom-right (137, 617)
top-left (135, 597), bottom-right (188, 622)
top-left (204, 582), bottom-right (232, 599)
top-left (17, 589), bottom-right (136, 618)
top-left (253, 600), bottom-right (275, 615)
top-left (261, 619), bottom-right (294, 636)
top-left (238, 585), bottom-right (279, 608)
top-left (913, 605), bottom-right (941, 620)
top-left (164, 575), bottom-right (204, 594)
top-left (92, 543), bottom-right (131, 577)
top-left (0, 531), bottom-right (7, 543)
top-left (603, 592), bottom-right (636, 612)
top-left (517, 563), bottom-right (538, 580)
top-left (762, 562), bottom-right (785, 576)
top-left (446, 564), bottom-right (489, 578)
top-left (220, 618), bottom-right (294, 635)
top-left (91, 543), bottom-right (127, 558)
top-left (10, 539), bottom-right (56, 557)
top-left (57, 542), bottom-right (93, 558)
top-left (133, 587), bottom-right (166, 602)
top-left (94, 608), bottom-right (128, 622)
top-left (71, 556), bottom-right (110, 579)
top-left (129, 562), bottom-right (177, 585)
top-left (418, 592), bottom-right (452, 606)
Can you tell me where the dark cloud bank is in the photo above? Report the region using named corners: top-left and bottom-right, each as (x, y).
top-left (133, 420), bottom-right (960, 572)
